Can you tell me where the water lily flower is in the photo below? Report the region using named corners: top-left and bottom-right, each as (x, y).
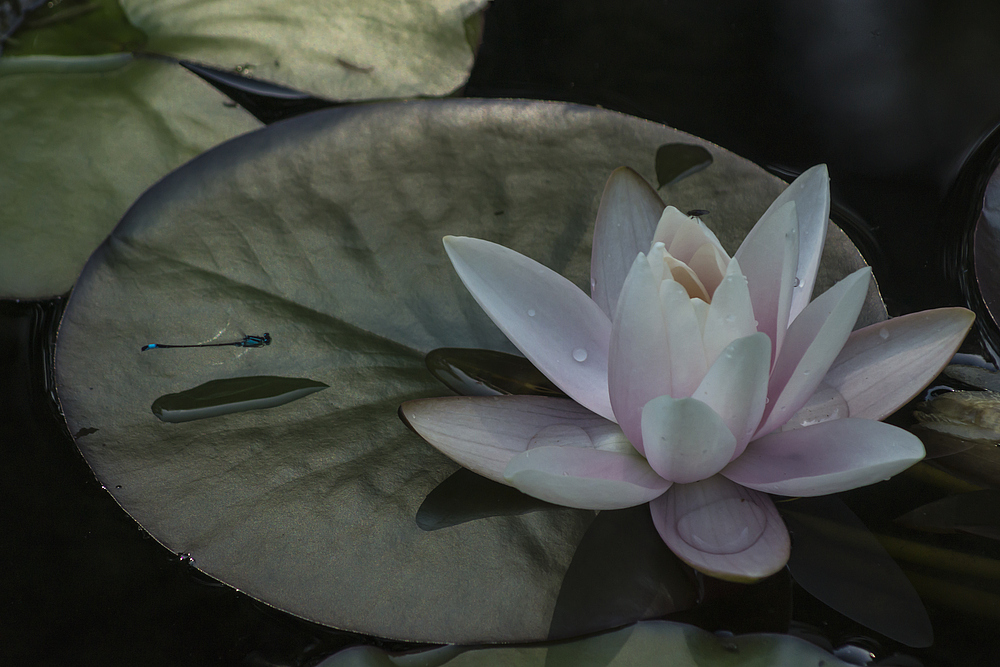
top-left (401, 165), bottom-right (974, 581)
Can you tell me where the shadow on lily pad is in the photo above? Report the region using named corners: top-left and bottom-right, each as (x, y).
top-left (416, 468), bottom-right (559, 531)
top-left (548, 506), bottom-right (697, 641)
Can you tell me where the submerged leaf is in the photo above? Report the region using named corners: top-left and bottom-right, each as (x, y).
top-left (55, 99), bottom-right (880, 642)
top-left (896, 490), bottom-right (1000, 540)
top-left (781, 496), bottom-right (933, 648)
top-left (151, 376), bottom-right (328, 423)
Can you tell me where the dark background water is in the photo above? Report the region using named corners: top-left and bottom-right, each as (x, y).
top-left (5, 0), bottom-right (1000, 664)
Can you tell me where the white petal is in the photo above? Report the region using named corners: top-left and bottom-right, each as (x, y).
top-left (444, 236), bottom-right (614, 420)
top-left (723, 418), bottom-right (925, 496)
top-left (756, 267), bottom-right (871, 437)
top-left (823, 308), bottom-right (975, 421)
top-left (702, 257), bottom-right (757, 368)
top-left (734, 200), bottom-right (799, 363)
top-left (660, 279), bottom-right (709, 397)
top-left (691, 333), bottom-right (771, 457)
top-left (504, 446), bottom-right (670, 510)
top-left (762, 165), bottom-right (831, 322)
top-left (401, 396), bottom-right (613, 483)
top-left (608, 254), bottom-right (673, 453)
top-left (651, 206), bottom-right (692, 249)
top-left (650, 476), bottom-right (790, 582)
top-left (641, 396), bottom-right (737, 483)
top-left (591, 168), bottom-right (665, 318)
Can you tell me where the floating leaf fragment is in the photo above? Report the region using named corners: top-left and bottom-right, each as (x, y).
top-left (654, 143), bottom-right (713, 188)
top-left (151, 376), bottom-right (328, 423)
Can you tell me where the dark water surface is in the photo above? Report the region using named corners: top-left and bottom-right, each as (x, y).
top-left (6, 1), bottom-right (1000, 664)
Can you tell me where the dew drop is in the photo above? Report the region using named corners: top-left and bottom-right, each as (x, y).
top-left (527, 309), bottom-right (536, 317)
top-left (591, 278), bottom-right (597, 291)
top-left (878, 327), bottom-right (890, 340)
top-left (178, 552), bottom-right (196, 565)
top-left (802, 369), bottom-right (810, 375)
top-left (793, 276), bottom-right (802, 287)
top-left (572, 347), bottom-right (588, 362)
top-left (677, 497), bottom-right (767, 554)
top-left (725, 314), bottom-right (736, 323)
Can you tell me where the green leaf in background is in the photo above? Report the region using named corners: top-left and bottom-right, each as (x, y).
top-left (55, 99), bottom-right (883, 643)
top-left (1, 0), bottom-right (488, 298)
top-left (122, 0), bottom-right (487, 101)
top-left (313, 620), bottom-right (854, 667)
top-left (3, 0), bottom-right (145, 56)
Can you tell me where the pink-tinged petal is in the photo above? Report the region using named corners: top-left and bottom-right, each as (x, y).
top-left (660, 279), bottom-right (709, 396)
top-left (734, 201), bottom-right (799, 363)
top-left (608, 254), bottom-right (673, 453)
top-left (591, 168), bottom-right (665, 318)
top-left (758, 166), bottom-right (831, 322)
top-left (504, 446), bottom-right (670, 510)
top-left (723, 418), bottom-right (925, 496)
top-left (778, 381), bottom-right (849, 431)
top-left (650, 476), bottom-right (790, 582)
top-left (641, 396), bottom-right (737, 483)
top-left (444, 236), bottom-right (614, 420)
top-left (686, 243), bottom-right (729, 297)
top-left (702, 258), bottom-right (757, 368)
top-left (756, 267), bottom-right (871, 437)
top-left (823, 308), bottom-right (975, 421)
top-left (401, 396), bottom-right (613, 484)
top-left (692, 333), bottom-right (771, 458)
top-left (664, 255), bottom-right (711, 302)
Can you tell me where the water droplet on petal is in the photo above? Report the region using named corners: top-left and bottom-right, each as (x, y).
top-left (572, 347), bottom-right (588, 362)
top-left (879, 327), bottom-right (890, 340)
top-left (793, 276), bottom-right (802, 287)
top-left (527, 309), bottom-right (536, 317)
top-left (676, 496), bottom-right (767, 554)
top-left (725, 314), bottom-right (736, 323)
top-left (591, 278), bottom-right (597, 291)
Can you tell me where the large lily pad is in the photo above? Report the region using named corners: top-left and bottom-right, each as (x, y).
top-left (55, 99), bottom-right (883, 643)
top-left (0, 0), bottom-right (487, 298)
